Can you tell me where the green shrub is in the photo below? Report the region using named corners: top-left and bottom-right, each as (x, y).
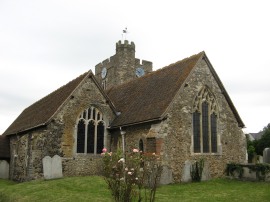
top-left (225, 163), bottom-right (244, 179)
top-left (190, 159), bottom-right (204, 182)
top-left (249, 163), bottom-right (270, 181)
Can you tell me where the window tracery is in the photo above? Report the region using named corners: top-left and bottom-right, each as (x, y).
top-left (192, 86), bottom-right (218, 154)
top-left (76, 107), bottom-right (105, 154)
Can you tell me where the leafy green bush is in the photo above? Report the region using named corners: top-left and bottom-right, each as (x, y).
top-left (225, 163), bottom-right (244, 179)
top-left (226, 163), bottom-right (270, 181)
top-left (249, 163), bottom-right (270, 181)
top-left (190, 159), bottom-right (204, 182)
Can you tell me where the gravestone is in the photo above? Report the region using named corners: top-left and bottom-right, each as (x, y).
top-left (201, 161), bottom-right (211, 181)
top-left (43, 156), bottom-right (52, 179)
top-left (181, 160), bottom-right (210, 182)
top-left (159, 165), bottom-right (173, 184)
top-left (0, 160), bottom-right (9, 179)
top-left (42, 155), bottom-right (63, 180)
top-left (263, 148), bottom-right (270, 163)
top-left (258, 155), bottom-right (263, 163)
top-left (51, 155), bottom-right (63, 179)
top-left (181, 160), bottom-right (192, 182)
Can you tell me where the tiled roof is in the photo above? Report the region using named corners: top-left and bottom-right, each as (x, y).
top-left (107, 52), bottom-right (204, 128)
top-left (250, 132), bottom-right (263, 140)
top-left (3, 51), bottom-right (244, 136)
top-left (3, 72), bottom-right (90, 136)
top-left (0, 135), bottom-right (10, 158)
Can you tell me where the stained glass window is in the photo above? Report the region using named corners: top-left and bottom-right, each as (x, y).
top-left (193, 87), bottom-right (218, 154)
top-left (76, 107), bottom-right (105, 154)
top-left (193, 111), bottom-right (201, 153)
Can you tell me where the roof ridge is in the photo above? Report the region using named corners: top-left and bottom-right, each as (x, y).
top-left (23, 71), bottom-right (90, 111)
top-left (108, 51), bottom-right (204, 128)
top-left (107, 51), bottom-right (204, 93)
top-left (154, 51), bottom-right (204, 73)
top-left (3, 71), bottom-right (91, 135)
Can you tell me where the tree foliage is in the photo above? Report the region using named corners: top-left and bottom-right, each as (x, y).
top-left (255, 123), bottom-right (270, 155)
top-left (248, 123), bottom-right (270, 157)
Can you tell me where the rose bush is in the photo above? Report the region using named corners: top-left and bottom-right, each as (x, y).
top-left (101, 148), bottom-right (162, 202)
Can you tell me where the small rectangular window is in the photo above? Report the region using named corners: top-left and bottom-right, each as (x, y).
top-left (146, 138), bottom-right (156, 153)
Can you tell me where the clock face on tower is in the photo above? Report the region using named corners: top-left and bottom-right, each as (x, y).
top-left (101, 67), bottom-right (107, 79)
top-left (135, 67), bottom-right (145, 77)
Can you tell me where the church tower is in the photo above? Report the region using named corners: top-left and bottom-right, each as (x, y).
top-left (95, 40), bottom-right (152, 90)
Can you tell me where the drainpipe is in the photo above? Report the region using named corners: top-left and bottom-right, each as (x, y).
top-left (120, 127), bottom-right (126, 180)
top-left (120, 127), bottom-right (126, 156)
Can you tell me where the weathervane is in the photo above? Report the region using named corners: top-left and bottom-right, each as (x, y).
top-left (122, 27), bottom-right (128, 41)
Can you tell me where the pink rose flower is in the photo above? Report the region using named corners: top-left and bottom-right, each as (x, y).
top-left (133, 148), bottom-right (139, 153)
top-left (102, 148), bottom-right (107, 153)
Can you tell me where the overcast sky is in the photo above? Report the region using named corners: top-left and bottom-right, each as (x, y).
top-left (0, 0), bottom-right (269, 134)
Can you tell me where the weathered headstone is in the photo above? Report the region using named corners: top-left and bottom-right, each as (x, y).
top-left (181, 160), bottom-right (192, 182)
top-left (181, 160), bottom-right (210, 182)
top-left (258, 155), bottom-right (263, 163)
top-left (43, 156), bottom-right (53, 179)
top-left (263, 148), bottom-right (270, 163)
top-left (0, 160), bottom-right (9, 179)
top-left (42, 155), bottom-right (63, 180)
top-left (201, 161), bottom-right (211, 181)
top-left (159, 165), bottom-right (173, 185)
top-left (51, 155), bottom-right (63, 179)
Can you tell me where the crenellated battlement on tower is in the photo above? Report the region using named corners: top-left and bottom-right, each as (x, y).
top-left (95, 56), bottom-right (116, 69)
top-left (116, 40), bottom-right (135, 52)
top-left (95, 40), bottom-right (152, 90)
top-left (135, 59), bottom-right (152, 66)
top-left (135, 59), bottom-right (152, 74)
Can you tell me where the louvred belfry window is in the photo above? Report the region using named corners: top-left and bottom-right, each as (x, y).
top-left (76, 107), bottom-right (105, 154)
top-left (192, 86), bottom-right (218, 154)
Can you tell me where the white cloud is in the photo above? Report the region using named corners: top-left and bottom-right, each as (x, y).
top-left (0, 0), bottom-right (270, 134)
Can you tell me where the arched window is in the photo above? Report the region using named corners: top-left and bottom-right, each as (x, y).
top-left (192, 86), bottom-right (218, 154)
top-left (76, 107), bottom-right (105, 154)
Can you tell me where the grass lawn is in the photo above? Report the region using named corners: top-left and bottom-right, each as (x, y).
top-left (0, 176), bottom-right (270, 202)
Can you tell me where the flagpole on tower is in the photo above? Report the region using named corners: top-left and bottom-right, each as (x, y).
top-left (122, 27), bottom-right (128, 41)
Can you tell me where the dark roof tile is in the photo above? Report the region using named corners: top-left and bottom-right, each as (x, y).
top-left (107, 52), bottom-right (204, 127)
top-left (3, 72), bottom-right (89, 135)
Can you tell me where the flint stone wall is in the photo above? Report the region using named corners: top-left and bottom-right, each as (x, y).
top-left (9, 76), bottom-right (114, 181)
top-left (163, 58), bottom-right (246, 182)
top-left (118, 58), bottom-right (246, 184)
top-left (62, 156), bottom-right (103, 176)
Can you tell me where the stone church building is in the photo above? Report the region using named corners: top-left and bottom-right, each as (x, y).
top-left (0, 40), bottom-right (246, 182)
